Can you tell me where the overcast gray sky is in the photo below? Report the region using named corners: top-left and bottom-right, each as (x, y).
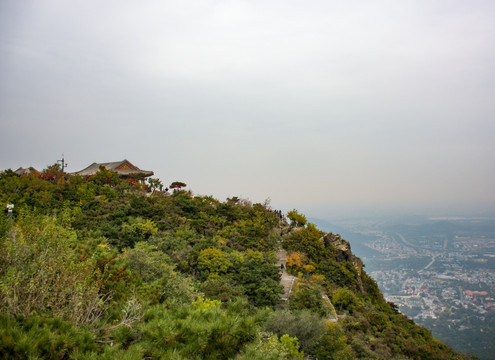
top-left (1, 0), bottom-right (494, 217)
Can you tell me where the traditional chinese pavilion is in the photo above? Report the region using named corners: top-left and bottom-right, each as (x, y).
top-left (14, 167), bottom-right (39, 176)
top-left (73, 160), bottom-right (154, 179)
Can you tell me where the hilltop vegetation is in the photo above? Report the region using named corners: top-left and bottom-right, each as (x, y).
top-left (0, 165), bottom-right (473, 359)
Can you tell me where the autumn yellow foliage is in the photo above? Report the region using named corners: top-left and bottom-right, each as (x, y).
top-left (286, 252), bottom-right (315, 274)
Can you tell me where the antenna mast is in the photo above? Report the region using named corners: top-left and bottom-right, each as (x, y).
top-left (58, 154), bottom-right (68, 174)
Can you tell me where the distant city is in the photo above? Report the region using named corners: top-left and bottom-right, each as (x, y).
top-left (314, 215), bottom-right (495, 360)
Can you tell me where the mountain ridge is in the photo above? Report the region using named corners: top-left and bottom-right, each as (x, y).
top-left (0, 165), bottom-right (475, 359)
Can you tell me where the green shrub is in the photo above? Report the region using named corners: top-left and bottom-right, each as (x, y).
top-left (286, 209), bottom-right (307, 227)
top-left (316, 322), bottom-right (356, 360)
top-left (239, 332), bottom-right (304, 360)
top-left (0, 314), bottom-right (97, 359)
top-left (290, 283), bottom-right (328, 316)
top-left (0, 214), bottom-right (104, 325)
top-left (332, 288), bottom-right (361, 314)
top-left (111, 298), bottom-right (264, 360)
top-left (263, 309), bottom-right (326, 355)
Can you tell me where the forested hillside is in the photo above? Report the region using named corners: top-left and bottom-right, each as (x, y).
top-left (0, 165), bottom-right (473, 359)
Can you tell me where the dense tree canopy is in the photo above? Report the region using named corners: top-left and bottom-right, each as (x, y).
top-left (0, 166), bottom-right (471, 359)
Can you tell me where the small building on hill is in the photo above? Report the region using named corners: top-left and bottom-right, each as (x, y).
top-left (73, 160), bottom-right (154, 179)
top-left (14, 167), bottom-right (39, 176)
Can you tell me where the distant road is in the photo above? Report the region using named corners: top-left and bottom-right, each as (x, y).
top-left (395, 232), bottom-right (437, 273)
top-left (394, 233), bottom-right (416, 249)
top-left (419, 255), bottom-right (436, 274)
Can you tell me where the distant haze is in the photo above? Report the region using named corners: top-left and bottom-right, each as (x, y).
top-left (1, 1), bottom-right (494, 217)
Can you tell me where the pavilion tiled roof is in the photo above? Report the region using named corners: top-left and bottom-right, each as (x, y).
top-left (73, 159), bottom-right (153, 178)
top-left (14, 167), bottom-right (39, 176)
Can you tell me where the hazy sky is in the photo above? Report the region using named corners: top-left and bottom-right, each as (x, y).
top-left (1, 0), bottom-right (494, 217)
